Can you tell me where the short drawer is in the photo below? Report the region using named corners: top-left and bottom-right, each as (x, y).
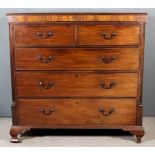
top-left (15, 48), bottom-right (139, 71)
top-left (16, 72), bottom-right (138, 97)
top-left (14, 25), bottom-right (75, 46)
top-left (18, 99), bottom-right (136, 125)
top-left (78, 25), bottom-right (140, 45)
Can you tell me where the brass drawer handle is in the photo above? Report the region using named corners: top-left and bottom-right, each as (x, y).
top-left (37, 32), bottom-right (53, 39)
top-left (39, 108), bottom-right (55, 115)
top-left (38, 81), bottom-right (54, 89)
top-left (99, 107), bottom-right (115, 116)
top-left (100, 81), bottom-right (116, 89)
top-left (101, 56), bottom-right (117, 64)
top-left (37, 56), bottom-right (53, 63)
top-left (101, 32), bottom-right (117, 40)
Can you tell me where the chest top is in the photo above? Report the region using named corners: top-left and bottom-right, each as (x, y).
top-left (7, 13), bottom-right (147, 23)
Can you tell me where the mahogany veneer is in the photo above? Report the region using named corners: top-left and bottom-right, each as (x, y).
top-left (15, 48), bottom-right (139, 71)
top-left (18, 99), bottom-right (137, 126)
top-left (7, 13), bottom-right (147, 143)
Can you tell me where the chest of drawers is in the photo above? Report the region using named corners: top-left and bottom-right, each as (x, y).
top-left (7, 13), bottom-right (147, 143)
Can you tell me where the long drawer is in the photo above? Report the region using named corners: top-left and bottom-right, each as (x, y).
top-left (15, 48), bottom-right (139, 71)
top-left (16, 72), bottom-right (138, 97)
top-left (18, 99), bottom-right (137, 125)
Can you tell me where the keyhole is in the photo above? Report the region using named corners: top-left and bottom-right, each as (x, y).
top-left (75, 101), bottom-right (78, 104)
top-left (75, 74), bottom-right (79, 78)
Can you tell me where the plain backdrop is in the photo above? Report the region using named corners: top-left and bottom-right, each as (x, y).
top-left (0, 8), bottom-right (155, 116)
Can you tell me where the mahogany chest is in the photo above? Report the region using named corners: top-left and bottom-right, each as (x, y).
top-left (7, 13), bottom-right (147, 143)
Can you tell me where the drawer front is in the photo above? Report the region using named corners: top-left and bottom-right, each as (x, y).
top-left (18, 99), bottom-right (136, 125)
top-left (14, 25), bottom-right (75, 46)
top-left (15, 48), bottom-right (139, 71)
top-left (78, 25), bottom-right (140, 45)
top-left (16, 72), bottom-right (138, 97)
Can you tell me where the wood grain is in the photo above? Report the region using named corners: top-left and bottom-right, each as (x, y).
top-left (78, 25), bottom-right (140, 45)
top-left (15, 48), bottom-right (139, 71)
top-left (14, 25), bottom-right (75, 46)
top-left (7, 13), bottom-right (147, 23)
top-left (18, 98), bottom-right (136, 125)
top-left (16, 72), bottom-right (138, 97)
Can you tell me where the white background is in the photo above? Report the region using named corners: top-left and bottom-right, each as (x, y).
top-left (0, 0), bottom-right (155, 153)
top-left (0, 0), bottom-right (155, 8)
